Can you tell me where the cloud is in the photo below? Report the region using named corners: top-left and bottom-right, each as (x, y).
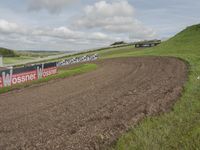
top-left (72, 1), bottom-right (156, 39)
top-left (0, 1), bottom-right (157, 50)
top-left (30, 26), bottom-right (117, 42)
top-left (0, 19), bottom-right (25, 34)
top-left (84, 1), bottom-right (134, 17)
top-left (0, 19), bottom-right (120, 50)
top-left (27, 0), bottom-right (74, 13)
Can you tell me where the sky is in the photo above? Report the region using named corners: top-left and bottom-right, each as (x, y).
top-left (0, 0), bottom-right (199, 51)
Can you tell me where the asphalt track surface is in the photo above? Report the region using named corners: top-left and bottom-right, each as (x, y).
top-left (0, 57), bottom-right (188, 150)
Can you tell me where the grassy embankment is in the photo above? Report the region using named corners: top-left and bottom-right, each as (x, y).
top-left (3, 56), bottom-right (38, 65)
top-left (97, 24), bottom-right (200, 149)
top-left (0, 63), bottom-right (97, 94)
top-left (3, 51), bottom-right (63, 65)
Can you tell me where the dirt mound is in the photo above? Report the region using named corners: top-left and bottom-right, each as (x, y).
top-left (0, 57), bottom-right (188, 150)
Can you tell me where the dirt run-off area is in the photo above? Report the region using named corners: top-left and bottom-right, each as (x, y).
top-left (0, 57), bottom-right (188, 150)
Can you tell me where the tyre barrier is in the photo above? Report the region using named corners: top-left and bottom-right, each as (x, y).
top-left (56, 54), bottom-right (98, 67)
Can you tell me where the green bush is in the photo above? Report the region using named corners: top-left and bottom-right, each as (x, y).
top-left (0, 47), bottom-right (16, 57)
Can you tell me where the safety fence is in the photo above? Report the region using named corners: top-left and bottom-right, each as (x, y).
top-left (0, 62), bottom-right (57, 88)
top-left (0, 54), bottom-right (98, 88)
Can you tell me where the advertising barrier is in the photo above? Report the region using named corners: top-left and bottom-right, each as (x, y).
top-left (0, 62), bottom-right (57, 88)
top-left (0, 54), bottom-right (98, 88)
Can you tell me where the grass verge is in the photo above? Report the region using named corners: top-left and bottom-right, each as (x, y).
top-left (0, 63), bottom-right (97, 94)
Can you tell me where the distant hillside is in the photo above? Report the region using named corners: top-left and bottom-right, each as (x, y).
top-left (154, 24), bottom-right (200, 54)
top-left (0, 47), bottom-right (16, 57)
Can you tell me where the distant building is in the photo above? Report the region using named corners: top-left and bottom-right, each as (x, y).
top-left (134, 40), bottom-right (161, 48)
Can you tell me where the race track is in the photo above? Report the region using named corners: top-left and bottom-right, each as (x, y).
top-left (0, 57), bottom-right (188, 150)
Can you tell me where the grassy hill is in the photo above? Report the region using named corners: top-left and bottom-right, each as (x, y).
top-left (0, 47), bottom-right (16, 57)
top-left (165, 24), bottom-right (200, 49)
top-left (150, 24), bottom-right (200, 55)
top-left (106, 24), bottom-right (200, 150)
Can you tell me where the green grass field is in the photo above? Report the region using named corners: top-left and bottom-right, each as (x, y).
top-left (2, 51), bottom-right (64, 65)
top-left (96, 24), bottom-right (200, 149)
top-left (3, 56), bottom-right (38, 65)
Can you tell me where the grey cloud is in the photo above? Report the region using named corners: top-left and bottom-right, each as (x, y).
top-left (0, 19), bottom-right (121, 50)
top-left (72, 1), bottom-right (156, 40)
top-left (0, 19), bottom-right (26, 35)
top-left (27, 0), bottom-right (75, 13)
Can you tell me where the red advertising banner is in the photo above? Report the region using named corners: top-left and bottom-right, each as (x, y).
top-left (0, 65), bottom-right (57, 88)
top-left (0, 77), bottom-right (2, 88)
top-left (11, 70), bottom-right (37, 85)
top-left (42, 67), bottom-right (57, 78)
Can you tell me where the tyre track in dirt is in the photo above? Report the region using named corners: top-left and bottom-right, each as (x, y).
top-left (0, 57), bottom-right (188, 150)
